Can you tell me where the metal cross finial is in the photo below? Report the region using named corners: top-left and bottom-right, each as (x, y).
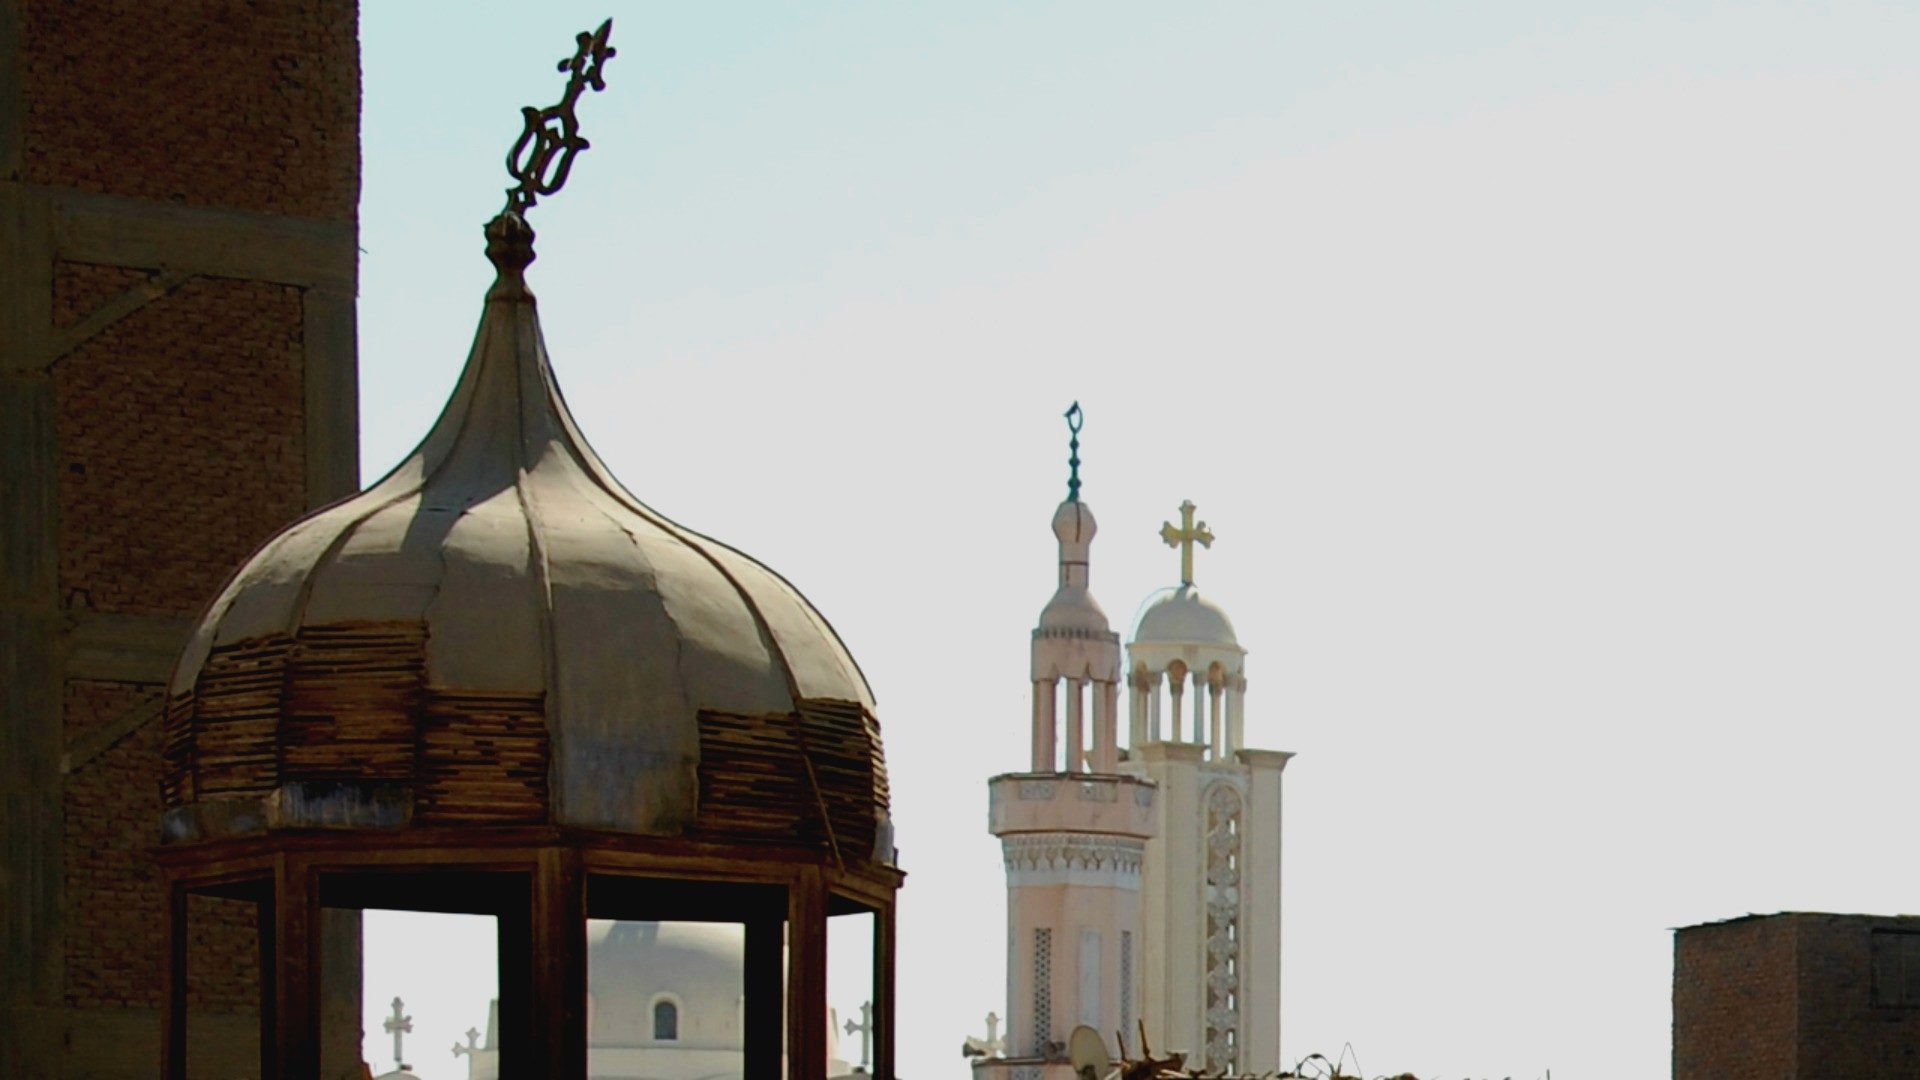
top-left (1159, 500), bottom-right (1214, 587)
top-left (384, 996), bottom-right (413, 1068)
top-left (503, 19), bottom-right (617, 216)
top-left (1064, 402), bottom-right (1084, 503)
top-left (843, 1000), bottom-right (875, 1072)
top-left (451, 1026), bottom-right (482, 1059)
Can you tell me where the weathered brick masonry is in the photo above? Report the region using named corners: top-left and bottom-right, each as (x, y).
top-left (20, 0), bottom-right (358, 219)
top-left (1673, 913), bottom-right (1798, 1079)
top-left (1675, 912), bottom-right (1920, 1078)
top-left (1, 1), bottom-right (362, 1075)
top-left (55, 274), bottom-right (308, 615)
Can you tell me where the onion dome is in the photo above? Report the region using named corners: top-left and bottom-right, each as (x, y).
top-left (1133, 585), bottom-right (1240, 649)
top-left (160, 211), bottom-right (890, 859)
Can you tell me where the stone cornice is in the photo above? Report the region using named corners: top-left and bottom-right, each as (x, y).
top-left (1236, 748), bottom-right (1295, 771)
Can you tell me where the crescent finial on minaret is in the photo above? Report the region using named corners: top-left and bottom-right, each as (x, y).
top-left (1064, 401), bottom-right (1084, 503)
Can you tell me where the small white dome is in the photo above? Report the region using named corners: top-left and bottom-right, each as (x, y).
top-left (588, 921), bottom-right (743, 1049)
top-left (1133, 585), bottom-right (1239, 649)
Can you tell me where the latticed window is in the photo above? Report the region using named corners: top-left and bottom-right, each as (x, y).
top-left (1204, 784), bottom-right (1244, 1070)
top-left (1033, 927), bottom-right (1054, 1054)
top-left (1078, 929), bottom-right (1103, 1028)
top-left (1120, 930), bottom-right (1134, 1040)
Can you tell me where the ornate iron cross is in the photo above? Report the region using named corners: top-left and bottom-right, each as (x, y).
top-left (383, 996), bottom-right (413, 1068)
top-left (1160, 500), bottom-right (1214, 587)
top-left (503, 19), bottom-right (617, 216)
top-left (451, 1026), bottom-right (482, 1059)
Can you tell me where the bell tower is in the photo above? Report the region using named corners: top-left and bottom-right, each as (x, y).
top-left (982, 405), bottom-right (1157, 1073)
top-left (1122, 502), bottom-right (1291, 1073)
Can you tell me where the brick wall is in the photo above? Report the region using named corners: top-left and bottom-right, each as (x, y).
top-left (50, 262), bottom-right (147, 328)
top-left (1673, 914), bottom-right (1798, 1079)
top-left (20, 0), bottom-right (359, 219)
top-left (54, 273), bottom-right (307, 615)
top-left (1794, 915), bottom-right (1920, 1077)
top-left (61, 680), bottom-right (163, 1009)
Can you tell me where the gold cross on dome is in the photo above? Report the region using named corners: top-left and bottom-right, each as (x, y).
top-left (1160, 500), bottom-right (1214, 586)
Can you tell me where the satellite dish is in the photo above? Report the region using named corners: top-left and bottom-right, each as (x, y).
top-left (1068, 1025), bottom-right (1110, 1080)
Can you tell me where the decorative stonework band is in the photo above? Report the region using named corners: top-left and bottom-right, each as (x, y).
top-left (1001, 832), bottom-right (1146, 888)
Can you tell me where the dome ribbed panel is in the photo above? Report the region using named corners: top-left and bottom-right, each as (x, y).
top-left (421, 487), bottom-right (544, 691)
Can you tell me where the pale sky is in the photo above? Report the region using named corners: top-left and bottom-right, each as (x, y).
top-left (354, 4), bottom-right (1920, 1077)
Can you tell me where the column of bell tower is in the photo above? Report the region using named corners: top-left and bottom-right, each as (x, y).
top-left (984, 410), bottom-right (1157, 1075)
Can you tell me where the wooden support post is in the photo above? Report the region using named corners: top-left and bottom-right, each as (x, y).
top-left (319, 907), bottom-right (364, 1080)
top-left (161, 876), bottom-right (187, 1080)
top-left (532, 849), bottom-right (587, 1079)
top-left (787, 868), bottom-right (828, 1080)
top-left (496, 891), bottom-right (533, 1078)
top-left (259, 883), bottom-right (278, 1079)
top-left (744, 905), bottom-right (785, 1080)
top-left (874, 901), bottom-right (897, 1080)
top-left (268, 857), bottom-right (320, 1080)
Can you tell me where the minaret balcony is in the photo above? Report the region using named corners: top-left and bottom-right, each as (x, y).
top-left (986, 772), bottom-right (1157, 839)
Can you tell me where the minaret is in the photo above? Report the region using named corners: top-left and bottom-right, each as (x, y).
top-left (1122, 502), bottom-right (1292, 1073)
top-left (1030, 403), bottom-right (1122, 774)
top-left (982, 405), bottom-right (1158, 1073)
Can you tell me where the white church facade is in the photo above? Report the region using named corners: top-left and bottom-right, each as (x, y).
top-left (460, 921), bottom-right (862, 1080)
top-left (974, 409), bottom-right (1291, 1077)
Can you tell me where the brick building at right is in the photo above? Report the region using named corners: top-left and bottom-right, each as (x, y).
top-left (1675, 912), bottom-right (1920, 1078)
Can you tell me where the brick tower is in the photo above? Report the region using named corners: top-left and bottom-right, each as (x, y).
top-left (1122, 500), bottom-right (1290, 1072)
top-left (0, 2), bottom-right (361, 1075)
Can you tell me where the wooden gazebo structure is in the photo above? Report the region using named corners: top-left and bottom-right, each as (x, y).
top-left (155, 24), bottom-right (900, 1078)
